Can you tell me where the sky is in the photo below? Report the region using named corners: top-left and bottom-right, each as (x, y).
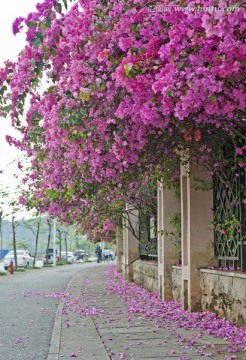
top-left (0, 0), bottom-right (37, 213)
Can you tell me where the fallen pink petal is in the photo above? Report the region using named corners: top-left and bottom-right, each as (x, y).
top-left (15, 338), bottom-right (22, 344)
top-left (18, 263), bottom-right (246, 359)
top-left (119, 352), bottom-right (126, 359)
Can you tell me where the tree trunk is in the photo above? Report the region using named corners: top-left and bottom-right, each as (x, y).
top-left (45, 221), bottom-right (51, 265)
top-left (57, 229), bottom-right (62, 260)
top-left (64, 233), bottom-right (68, 258)
top-left (12, 215), bottom-right (17, 270)
top-left (33, 224), bottom-right (40, 267)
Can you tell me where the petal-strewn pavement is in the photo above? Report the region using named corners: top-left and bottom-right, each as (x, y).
top-left (47, 262), bottom-right (246, 360)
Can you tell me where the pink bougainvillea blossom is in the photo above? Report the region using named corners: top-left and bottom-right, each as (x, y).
top-left (0, 0), bottom-right (244, 239)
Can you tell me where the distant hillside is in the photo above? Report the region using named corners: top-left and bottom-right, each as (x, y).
top-left (2, 217), bottom-right (51, 253)
top-left (1, 217), bottom-right (92, 256)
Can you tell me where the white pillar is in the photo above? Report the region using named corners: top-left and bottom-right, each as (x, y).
top-left (123, 204), bottom-right (139, 282)
top-left (158, 186), bottom-right (181, 300)
top-left (181, 157), bottom-right (214, 311)
top-left (116, 228), bottom-right (123, 273)
top-left (53, 218), bottom-right (56, 266)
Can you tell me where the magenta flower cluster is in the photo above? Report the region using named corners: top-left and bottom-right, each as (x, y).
top-left (0, 0), bottom-right (245, 239)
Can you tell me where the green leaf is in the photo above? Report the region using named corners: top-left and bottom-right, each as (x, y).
top-left (65, 90), bottom-right (72, 98)
top-left (56, 3), bottom-right (62, 14)
top-left (30, 59), bottom-right (35, 67)
top-left (36, 61), bottom-right (44, 71)
top-left (32, 38), bottom-right (41, 49)
top-left (62, 0), bottom-right (68, 9)
top-left (209, 95), bottom-right (217, 102)
top-left (170, 50), bottom-right (174, 65)
top-left (27, 21), bottom-right (37, 29)
top-left (109, 55), bottom-right (115, 64)
top-left (166, 90), bottom-right (174, 98)
top-left (50, 48), bottom-right (57, 57)
top-left (121, 173), bottom-right (130, 180)
top-left (46, 18), bottom-right (52, 28)
top-left (88, 84), bottom-right (97, 92)
top-left (96, 20), bottom-right (104, 29)
top-left (4, 104), bottom-right (12, 113)
top-left (18, 94), bottom-right (25, 102)
top-left (0, 85), bottom-right (7, 96)
top-left (79, 92), bottom-right (91, 103)
top-left (39, 22), bottom-right (46, 32)
top-left (130, 47), bottom-right (138, 56)
top-left (160, 19), bottom-right (170, 29)
top-left (36, 31), bottom-right (44, 42)
top-left (68, 135), bottom-right (77, 142)
top-left (124, 63), bottom-right (133, 76)
top-left (78, 131), bottom-right (87, 139)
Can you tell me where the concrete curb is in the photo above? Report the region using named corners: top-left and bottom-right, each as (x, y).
top-left (47, 271), bottom-right (83, 360)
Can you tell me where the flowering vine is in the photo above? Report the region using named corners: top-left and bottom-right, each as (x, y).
top-left (0, 0), bottom-right (245, 237)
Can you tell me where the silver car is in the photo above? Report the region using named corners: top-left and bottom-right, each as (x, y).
top-left (42, 251), bottom-right (58, 265)
top-left (60, 251), bottom-right (77, 263)
top-left (3, 250), bottom-right (34, 270)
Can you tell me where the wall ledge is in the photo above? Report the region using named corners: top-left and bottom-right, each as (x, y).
top-left (172, 265), bottom-right (182, 270)
top-left (200, 268), bottom-right (246, 279)
top-left (137, 259), bottom-right (158, 266)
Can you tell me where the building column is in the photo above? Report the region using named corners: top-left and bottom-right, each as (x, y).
top-left (116, 228), bottom-right (123, 273)
top-left (122, 204), bottom-right (139, 282)
top-left (181, 157), bottom-right (214, 312)
top-left (158, 186), bottom-right (181, 300)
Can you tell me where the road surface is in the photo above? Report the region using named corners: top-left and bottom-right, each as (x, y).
top-left (0, 263), bottom-right (92, 360)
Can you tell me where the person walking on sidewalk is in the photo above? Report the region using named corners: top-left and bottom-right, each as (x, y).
top-left (95, 245), bottom-right (102, 263)
top-left (103, 248), bottom-right (110, 262)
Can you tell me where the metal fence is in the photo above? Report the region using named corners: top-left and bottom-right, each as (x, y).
top-left (213, 168), bottom-right (246, 271)
top-left (139, 211), bottom-right (158, 261)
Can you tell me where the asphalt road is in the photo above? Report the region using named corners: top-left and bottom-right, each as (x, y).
top-left (0, 263), bottom-right (91, 360)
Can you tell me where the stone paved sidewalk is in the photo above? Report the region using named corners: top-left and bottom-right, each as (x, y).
top-left (47, 263), bottom-right (246, 360)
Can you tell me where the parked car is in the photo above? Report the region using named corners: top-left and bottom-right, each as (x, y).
top-left (42, 249), bottom-right (58, 265)
top-left (60, 251), bottom-right (77, 263)
top-left (3, 250), bottom-right (34, 270)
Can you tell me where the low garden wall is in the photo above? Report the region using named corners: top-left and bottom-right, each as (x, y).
top-left (200, 269), bottom-right (246, 327)
top-left (171, 266), bottom-right (246, 327)
top-left (172, 266), bottom-right (182, 301)
top-left (132, 260), bottom-right (158, 293)
top-left (124, 259), bottom-right (246, 327)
